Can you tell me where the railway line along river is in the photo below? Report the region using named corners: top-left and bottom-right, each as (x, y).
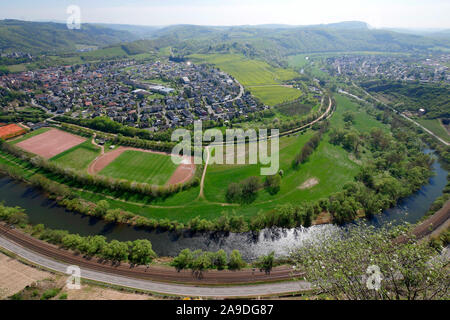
top-left (0, 150), bottom-right (447, 260)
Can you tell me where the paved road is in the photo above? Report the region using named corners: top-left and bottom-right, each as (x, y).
top-left (0, 236), bottom-right (310, 297)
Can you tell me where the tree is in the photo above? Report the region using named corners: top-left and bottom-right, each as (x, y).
top-left (255, 251), bottom-right (275, 274)
top-left (228, 250), bottom-right (246, 270)
top-left (191, 250), bottom-right (213, 277)
top-left (7, 211), bottom-right (28, 226)
top-left (240, 176), bottom-right (261, 203)
top-left (214, 250), bottom-right (228, 270)
top-left (171, 249), bottom-right (194, 272)
top-left (82, 235), bottom-right (107, 257)
top-left (129, 240), bottom-right (156, 265)
top-left (102, 240), bottom-right (129, 262)
top-left (291, 224), bottom-right (449, 300)
top-left (343, 131), bottom-right (361, 152)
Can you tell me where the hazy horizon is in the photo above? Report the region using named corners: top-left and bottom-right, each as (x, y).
top-left (1, 0), bottom-right (449, 30)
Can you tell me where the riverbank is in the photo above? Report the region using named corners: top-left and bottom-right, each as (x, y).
top-left (0, 147), bottom-right (447, 259)
top-left (0, 223), bottom-right (302, 285)
top-left (0, 197), bottom-right (447, 297)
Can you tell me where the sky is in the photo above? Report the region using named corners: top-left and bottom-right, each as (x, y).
top-left (1, 0), bottom-right (449, 30)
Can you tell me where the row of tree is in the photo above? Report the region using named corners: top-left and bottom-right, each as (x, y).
top-left (0, 203), bottom-right (156, 265)
top-left (59, 123), bottom-right (179, 153)
top-left (171, 248), bottom-right (276, 275)
top-left (292, 121), bottom-right (329, 168)
top-left (0, 139), bottom-right (200, 201)
top-left (171, 249), bottom-right (246, 272)
top-left (55, 116), bottom-right (173, 142)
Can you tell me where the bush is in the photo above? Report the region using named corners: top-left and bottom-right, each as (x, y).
top-left (58, 293), bottom-right (68, 300)
top-left (226, 183), bottom-right (242, 203)
top-left (264, 175), bottom-right (281, 195)
top-left (40, 288), bottom-right (61, 300)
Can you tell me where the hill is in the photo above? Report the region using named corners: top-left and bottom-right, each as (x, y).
top-left (0, 20), bottom-right (138, 53)
top-left (117, 22), bottom-right (450, 66)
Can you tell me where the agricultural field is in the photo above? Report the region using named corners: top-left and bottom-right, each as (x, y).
top-left (99, 150), bottom-right (178, 185)
top-left (189, 53), bottom-right (301, 105)
top-left (415, 118), bottom-right (450, 143)
top-left (249, 86), bottom-right (303, 106)
top-left (51, 140), bottom-right (101, 171)
top-left (203, 132), bottom-right (359, 205)
top-left (6, 64), bottom-right (27, 73)
top-left (189, 54), bottom-right (298, 86)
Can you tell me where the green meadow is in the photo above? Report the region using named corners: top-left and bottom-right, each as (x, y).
top-left (416, 118), bottom-right (450, 143)
top-left (99, 150), bottom-right (178, 185)
top-left (51, 140), bottom-right (101, 171)
top-left (332, 94), bottom-right (390, 132)
top-left (249, 86), bottom-right (303, 106)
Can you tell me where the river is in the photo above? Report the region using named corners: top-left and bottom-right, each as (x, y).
top-left (0, 152), bottom-right (447, 260)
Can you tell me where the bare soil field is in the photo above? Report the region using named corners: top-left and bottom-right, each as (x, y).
top-left (298, 177), bottom-right (319, 190)
top-left (0, 252), bottom-right (156, 300)
top-left (16, 128), bottom-right (86, 159)
top-left (64, 284), bottom-right (152, 300)
top-left (167, 159), bottom-right (196, 185)
top-left (0, 252), bottom-right (52, 299)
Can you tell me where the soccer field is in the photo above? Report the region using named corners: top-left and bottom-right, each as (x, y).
top-left (99, 150), bottom-right (178, 185)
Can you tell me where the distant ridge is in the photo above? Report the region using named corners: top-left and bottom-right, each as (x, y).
top-left (0, 19), bottom-right (138, 53)
top-left (0, 19), bottom-right (449, 56)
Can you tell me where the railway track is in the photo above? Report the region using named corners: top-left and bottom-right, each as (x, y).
top-left (0, 223), bottom-right (303, 285)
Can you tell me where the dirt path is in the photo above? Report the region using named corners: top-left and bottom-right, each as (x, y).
top-left (198, 146), bottom-right (210, 199)
top-left (91, 133), bottom-right (105, 155)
